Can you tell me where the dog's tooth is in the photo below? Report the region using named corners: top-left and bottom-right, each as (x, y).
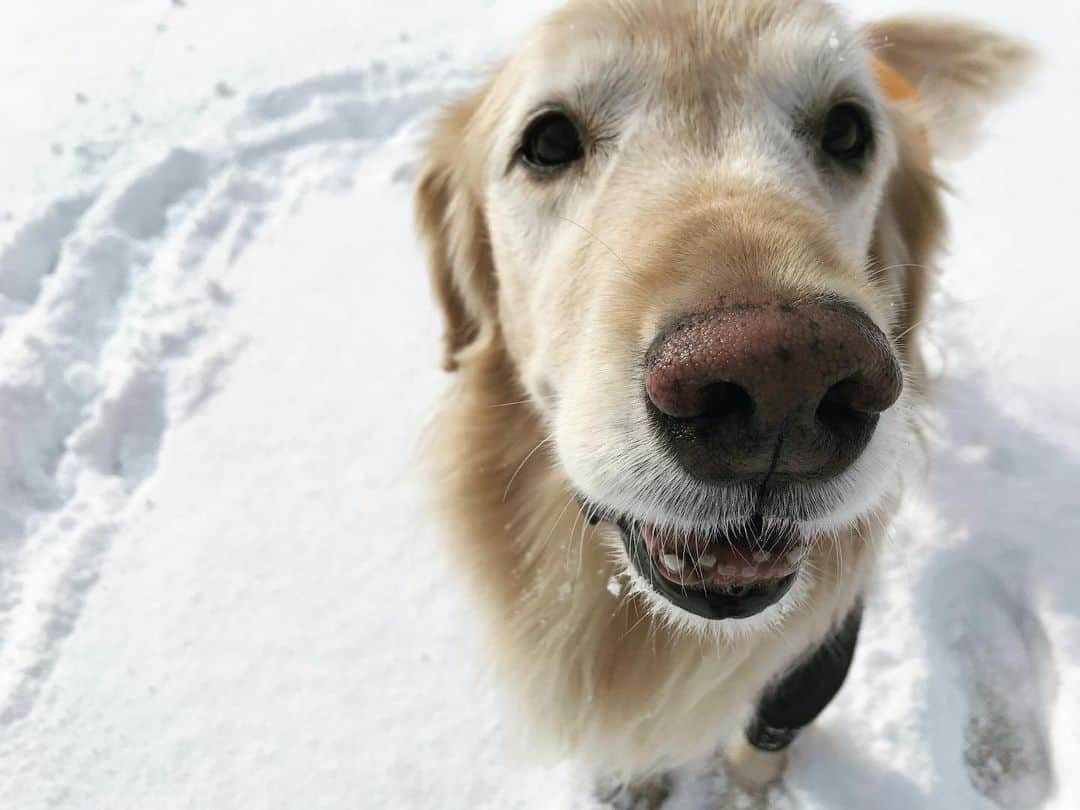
top-left (698, 552), bottom-right (718, 569)
top-left (753, 551), bottom-right (771, 563)
top-left (742, 566), bottom-right (758, 577)
top-left (786, 549), bottom-right (803, 566)
top-left (721, 565), bottom-right (739, 576)
top-left (660, 553), bottom-right (683, 573)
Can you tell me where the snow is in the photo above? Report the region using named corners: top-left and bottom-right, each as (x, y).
top-left (0, 1), bottom-right (1076, 808)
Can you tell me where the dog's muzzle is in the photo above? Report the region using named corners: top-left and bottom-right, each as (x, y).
top-left (599, 293), bottom-right (900, 620)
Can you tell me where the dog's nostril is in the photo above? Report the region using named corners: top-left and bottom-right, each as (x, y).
top-left (698, 381), bottom-right (754, 422)
top-left (816, 377), bottom-right (874, 436)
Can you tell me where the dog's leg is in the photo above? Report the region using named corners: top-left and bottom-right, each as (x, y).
top-left (726, 602), bottom-right (863, 790)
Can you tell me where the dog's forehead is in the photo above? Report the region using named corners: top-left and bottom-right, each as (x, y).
top-left (505, 0), bottom-right (874, 126)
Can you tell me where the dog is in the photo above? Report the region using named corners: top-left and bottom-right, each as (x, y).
top-left (414, 0), bottom-right (1030, 795)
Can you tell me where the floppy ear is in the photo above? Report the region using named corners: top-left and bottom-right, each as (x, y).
top-left (414, 87), bottom-right (499, 372)
top-left (869, 130), bottom-right (944, 388)
top-left (863, 17), bottom-right (1033, 385)
top-left (863, 16), bottom-right (1035, 158)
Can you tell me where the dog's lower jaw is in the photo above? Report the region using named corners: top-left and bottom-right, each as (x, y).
top-left (622, 556), bottom-right (813, 642)
top-left (507, 516), bottom-right (873, 776)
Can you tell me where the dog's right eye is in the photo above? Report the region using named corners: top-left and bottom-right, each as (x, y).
top-left (520, 111), bottom-right (584, 172)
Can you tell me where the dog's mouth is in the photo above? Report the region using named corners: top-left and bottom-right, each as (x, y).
top-left (616, 515), bottom-right (805, 621)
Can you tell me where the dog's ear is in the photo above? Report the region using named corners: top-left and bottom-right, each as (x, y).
top-left (863, 17), bottom-right (1033, 385)
top-left (869, 130), bottom-right (944, 387)
top-left (414, 86), bottom-right (499, 372)
top-left (862, 16), bottom-right (1035, 157)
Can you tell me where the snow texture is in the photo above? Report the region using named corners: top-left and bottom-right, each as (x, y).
top-left (0, 1), bottom-right (1077, 808)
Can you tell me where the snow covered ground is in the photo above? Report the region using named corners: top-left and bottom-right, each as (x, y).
top-left (0, 1), bottom-right (1077, 808)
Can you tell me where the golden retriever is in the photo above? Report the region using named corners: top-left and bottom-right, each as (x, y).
top-left (414, 0), bottom-right (1030, 797)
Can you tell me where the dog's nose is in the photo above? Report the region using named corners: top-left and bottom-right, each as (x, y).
top-left (644, 296), bottom-right (903, 483)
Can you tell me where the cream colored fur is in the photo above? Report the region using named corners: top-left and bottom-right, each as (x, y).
top-left (415, 0), bottom-right (1031, 786)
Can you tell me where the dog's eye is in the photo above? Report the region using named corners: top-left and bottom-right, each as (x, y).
top-left (521, 111), bottom-right (584, 171)
top-left (821, 103), bottom-right (872, 163)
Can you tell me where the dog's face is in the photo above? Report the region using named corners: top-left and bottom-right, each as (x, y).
top-left (418, 0), bottom-right (1028, 628)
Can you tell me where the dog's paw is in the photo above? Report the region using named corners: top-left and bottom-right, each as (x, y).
top-left (722, 733), bottom-right (788, 793)
top-left (594, 772), bottom-right (672, 810)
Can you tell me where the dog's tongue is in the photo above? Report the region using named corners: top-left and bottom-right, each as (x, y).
top-left (641, 522), bottom-right (802, 588)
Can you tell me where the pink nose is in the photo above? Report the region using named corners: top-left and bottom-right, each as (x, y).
top-left (644, 295), bottom-right (902, 483)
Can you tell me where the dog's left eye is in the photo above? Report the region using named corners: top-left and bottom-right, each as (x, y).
top-left (520, 111), bottom-right (584, 171)
top-left (821, 103), bottom-right (873, 163)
